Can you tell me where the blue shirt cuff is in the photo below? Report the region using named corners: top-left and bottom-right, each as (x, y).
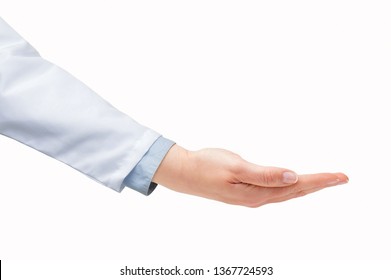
top-left (123, 136), bottom-right (175, 195)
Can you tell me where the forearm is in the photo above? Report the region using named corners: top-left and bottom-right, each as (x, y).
top-left (0, 17), bottom-right (160, 191)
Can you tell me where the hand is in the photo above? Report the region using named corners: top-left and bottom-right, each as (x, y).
top-left (152, 145), bottom-right (349, 207)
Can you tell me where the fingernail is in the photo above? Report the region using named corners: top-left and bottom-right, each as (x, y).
top-left (282, 171), bottom-right (298, 184)
top-left (326, 179), bottom-right (348, 187)
top-left (337, 179), bottom-right (349, 186)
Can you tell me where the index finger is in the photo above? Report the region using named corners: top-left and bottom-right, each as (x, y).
top-left (267, 172), bottom-right (348, 198)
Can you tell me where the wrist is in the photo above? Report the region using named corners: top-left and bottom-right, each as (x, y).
top-left (152, 144), bottom-right (190, 189)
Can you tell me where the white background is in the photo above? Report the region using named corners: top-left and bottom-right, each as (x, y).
top-left (0, 0), bottom-right (390, 269)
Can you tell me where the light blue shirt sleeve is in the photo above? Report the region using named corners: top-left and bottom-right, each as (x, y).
top-left (123, 136), bottom-right (175, 195)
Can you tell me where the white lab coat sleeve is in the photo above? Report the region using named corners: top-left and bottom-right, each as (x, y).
top-left (0, 17), bottom-right (161, 192)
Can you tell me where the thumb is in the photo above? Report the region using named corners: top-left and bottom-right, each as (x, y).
top-left (236, 162), bottom-right (298, 187)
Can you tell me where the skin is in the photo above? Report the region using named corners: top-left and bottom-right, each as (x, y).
top-left (153, 144), bottom-right (349, 207)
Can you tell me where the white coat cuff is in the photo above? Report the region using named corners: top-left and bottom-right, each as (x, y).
top-left (123, 136), bottom-right (175, 195)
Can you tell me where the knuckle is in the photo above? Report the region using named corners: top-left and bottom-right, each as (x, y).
top-left (230, 156), bottom-right (245, 173)
top-left (296, 189), bottom-right (311, 198)
top-left (290, 183), bottom-right (303, 193)
top-left (230, 161), bottom-right (243, 175)
top-left (259, 170), bottom-right (277, 185)
top-left (291, 185), bottom-right (310, 198)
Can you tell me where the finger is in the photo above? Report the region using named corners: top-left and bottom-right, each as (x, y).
top-left (262, 172), bottom-right (348, 200)
top-left (235, 172), bottom-right (348, 207)
top-left (235, 162), bottom-right (298, 187)
top-left (263, 184), bottom-right (339, 206)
